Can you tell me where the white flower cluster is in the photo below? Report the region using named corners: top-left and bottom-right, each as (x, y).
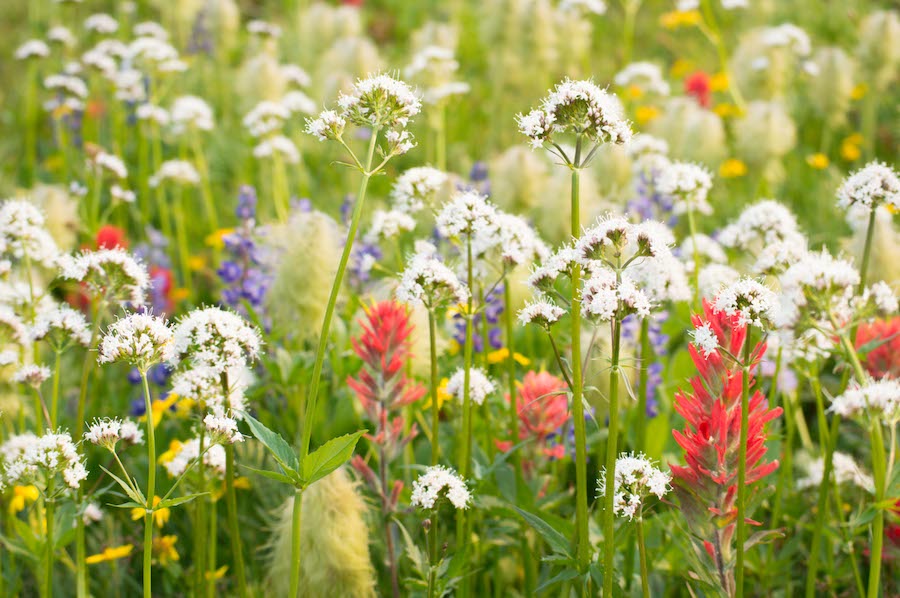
top-left (518, 79), bottom-right (632, 150)
top-left (136, 103), bottom-right (170, 126)
top-left (253, 136), bottom-right (300, 164)
top-left (435, 190), bottom-right (499, 239)
top-left (47, 26), bottom-right (76, 47)
top-left (133, 21), bottom-right (169, 40)
top-left (797, 451), bottom-right (873, 492)
top-left (836, 161), bottom-right (900, 212)
top-left (12, 364), bottom-right (50, 388)
top-left (162, 438), bottom-right (227, 479)
top-left (446, 367), bottom-right (495, 406)
top-left (0, 306), bottom-right (28, 346)
top-left (203, 414), bottom-right (245, 444)
top-left (84, 13), bottom-right (118, 34)
top-left (171, 307), bottom-right (263, 373)
top-left (365, 209), bottom-right (416, 242)
top-left (98, 313), bottom-right (174, 369)
top-left (170, 365), bottom-right (250, 416)
top-left (15, 40), bottom-right (50, 60)
top-left (404, 45), bottom-right (470, 105)
top-left (712, 278), bottom-right (779, 328)
top-left (92, 151), bottom-right (128, 180)
top-left (0, 199), bottom-right (61, 269)
top-left (304, 110), bottom-right (345, 141)
top-left (718, 200), bottom-right (804, 249)
top-left (581, 269), bottom-right (651, 321)
top-left (281, 90), bottom-right (316, 116)
top-left (518, 299), bottom-right (565, 328)
top-left (657, 161), bottom-right (714, 215)
top-left (149, 160), bottom-right (200, 187)
top-left (691, 322), bottom-right (719, 358)
top-left (170, 95), bottom-right (214, 134)
top-left (778, 249), bottom-right (860, 325)
top-left (830, 378), bottom-right (900, 423)
top-left (84, 417), bottom-right (143, 451)
top-left (59, 248), bottom-right (149, 306)
top-left (247, 20), bottom-right (282, 38)
top-left (614, 62), bottom-right (670, 96)
top-left (395, 245), bottom-right (469, 308)
top-left (1, 431), bottom-right (88, 490)
top-left (127, 36), bottom-right (183, 72)
top-left (494, 212), bottom-right (550, 267)
top-left (528, 246), bottom-right (581, 293)
top-left (410, 465), bottom-right (471, 510)
top-left (759, 23), bottom-right (812, 56)
top-left (281, 64), bottom-right (311, 88)
top-left (243, 101), bottom-right (290, 138)
top-left (31, 304), bottom-right (91, 348)
top-left (597, 452), bottom-right (671, 520)
top-left (679, 234), bottom-right (727, 273)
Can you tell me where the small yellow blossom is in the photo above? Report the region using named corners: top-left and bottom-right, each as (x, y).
top-left (187, 255), bottom-right (207, 272)
top-left (713, 103), bottom-right (742, 118)
top-left (625, 85), bottom-right (644, 100)
top-left (170, 287), bottom-right (190, 303)
top-left (719, 159), bottom-right (748, 178)
top-left (214, 476), bottom-right (252, 501)
top-left (423, 377), bottom-right (451, 410)
top-left (841, 134), bottom-right (863, 162)
top-left (143, 393), bottom-right (179, 428)
top-left (661, 10), bottom-right (702, 30)
top-left (806, 153), bottom-right (830, 169)
top-left (487, 348), bottom-right (531, 366)
top-left (710, 72), bottom-right (729, 92)
top-left (206, 565), bottom-right (228, 580)
top-left (86, 544), bottom-right (133, 565)
top-left (850, 83), bottom-right (868, 101)
top-left (9, 485), bottom-right (39, 514)
top-left (174, 397), bottom-right (197, 418)
top-left (159, 439), bottom-right (183, 466)
top-left (152, 535), bottom-right (179, 565)
top-left (635, 105), bottom-right (661, 125)
top-left (670, 59), bottom-right (695, 79)
top-left (205, 228), bottom-right (234, 250)
top-left (131, 496), bottom-right (171, 529)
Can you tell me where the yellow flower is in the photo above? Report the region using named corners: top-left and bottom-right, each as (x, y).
top-left (660, 10), bottom-right (702, 29)
top-left (152, 535), bottom-right (179, 565)
top-left (670, 58), bottom-right (695, 79)
top-left (174, 397), bottom-right (196, 418)
top-left (850, 83), bottom-right (868, 101)
top-left (170, 287), bottom-right (190, 303)
top-left (422, 377), bottom-right (451, 410)
top-left (806, 153), bottom-right (830, 169)
top-left (486, 348), bottom-right (531, 366)
top-left (206, 228), bottom-right (234, 250)
top-left (719, 159), bottom-right (748, 178)
top-left (86, 544), bottom-right (133, 565)
top-left (625, 85), bottom-right (644, 100)
top-left (710, 72), bottom-right (729, 92)
top-left (841, 134), bottom-right (863, 162)
top-left (131, 496), bottom-right (171, 528)
top-left (214, 476), bottom-right (252, 501)
top-left (187, 255), bottom-right (207, 272)
top-left (206, 565), bottom-right (228, 581)
top-left (158, 439), bottom-right (183, 466)
top-left (9, 485), bottom-right (39, 514)
top-left (635, 105), bottom-right (661, 125)
top-left (143, 393), bottom-right (179, 428)
top-left (713, 103), bottom-right (742, 118)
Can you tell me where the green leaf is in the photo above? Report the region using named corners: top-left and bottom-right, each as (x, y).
top-left (536, 568), bottom-right (579, 592)
top-left (158, 493), bottom-right (208, 509)
top-left (241, 465), bottom-right (301, 487)
top-left (108, 501), bottom-right (145, 509)
top-left (514, 507), bottom-right (572, 557)
top-left (302, 430), bottom-right (366, 487)
top-left (244, 414), bottom-right (300, 474)
top-left (100, 465), bottom-right (146, 505)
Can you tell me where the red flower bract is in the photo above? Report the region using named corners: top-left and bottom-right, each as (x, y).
top-left (856, 317), bottom-right (900, 380)
top-left (684, 71), bottom-right (712, 108)
top-left (95, 225), bottom-right (128, 250)
top-left (671, 300), bottom-right (782, 595)
top-left (510, 371), bottom-right (568, 443)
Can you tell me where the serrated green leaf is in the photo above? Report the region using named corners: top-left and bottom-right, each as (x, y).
top-left (302, 430), bottom-right (366, 487)
top-left (244, 414), bottom-right (300, 474)
top-left (158, 493), bottom-right (208, 509)
top-left (514, 506), bottom-right (572, 557)
top-left (241, 465), bottom-right (300, 487)
top-left (108, 501), bottom-right (145, 509)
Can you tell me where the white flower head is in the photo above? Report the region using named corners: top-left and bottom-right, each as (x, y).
top-left (657, 161), bottom-right (714, 215)
top-left (305, 109), bottom-right (346, 141)
top-left (718, 200), bottom-right (803, 250)
top-left (691, 322), bottom-right (719, 358)
top-left (0, 199), bottom-right (61, 269)
top-left (830, 378), bottom-right (900, 424)
top-left (446, 367), bottom-right (495, 406)
top-left (1, 431), bottom-right (87, 490)
top-left (410, 465), bottom-right (471, 510)
top-left (203, 413), bottom-right (245, 445)
top-left (243, 101), bottom-right (290, 138)
top-left (59, 248), bottom-right (149, 307)
top-left (172, 307), bottom-right (263, 373)
top-left (12, 364), bottom-right (50, 388)
top-left (170, 95), bottom-right (214, 134)
top-left (84, 417), bottom-right (143, 451)
top-left (614, 62), bottom-right (670, 97)
top-left (518, 298), bottom-right (566, 328)
top-left (435, 190), bottom-right (499, 240)
top-left (336, 74), bottom-right (421, 129)
top-left (597, 452), bottom-right (671, 520)
top-left (98, 313), bottom-right (174, 370)
top-left (581, 269), bottom-right (652, 321)
top-left (15, 40), bottom-right (50, 60)
top-left (162, 438), bottom-right (226, 479)
top-left (83, 502), bottom-right (104, 525)
top-left (712, 277), bottom-right (779, 328)
top-left (797, 451), bottom-right (873, 492)
top-left (836, 161), bottom-right (900, 212)
top-left (149, 160), bottom-right (200, 187)
top-left (396, 248), bottom-right (469, 308)
top-left (253, 136), bottom-right (300, 164)
top-left (31, 304), bottom-right (91, 349)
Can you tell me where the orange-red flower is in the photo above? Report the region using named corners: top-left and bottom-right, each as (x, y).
top-left (684, 71), bottom-right (712, 108)
top-left (856, 317), bottom-right (900, 380)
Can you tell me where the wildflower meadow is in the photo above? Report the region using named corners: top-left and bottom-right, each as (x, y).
top-left (1, 0), bottom-right (899, 596)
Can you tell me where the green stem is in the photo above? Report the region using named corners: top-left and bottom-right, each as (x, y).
top-left (867, 423), bottom-right (886, 598)
top-left (50, 351), bottom-right (61, 429)
top-left (636, 516), bottom-right (649, 598)
top-left (272, 153), bottom-right (290, 222)
top-left (634, 317), bottom-right (650, 452)
top-left (503, 282), bottom-right (521, 472)
top-left (289, 489), bottom-right (303, 598)
top-left (602, 317), bottom-right (622, 597)
top-left (45, 491), bottom-right (55, 598)
top-left (225, 444), bottom-right (248, 598)
top-left (195, 426), bottom-right (208, 596)
top-left (428, 310), bottom-right (440, 465)
top-left (858, 209), bottom-right (876, 295)
top-left (622, 1), bottom-right (640, 66)
top-left (686, 206), bottom-right (701, 305)
top-left (735, 326), bottom-right (752, 598)
top-left (805, 370), bottom-right (834, 598)
top-left (569, 136), bottom-right (591, 580)
top-left (207, 498), bottom-right (218, 598)
top-left (191, 135), bottom-right (219, 232)
top-left (140, 372), bottom-right (156, 598)
top-left (456, 237), bottom-right (474, 550)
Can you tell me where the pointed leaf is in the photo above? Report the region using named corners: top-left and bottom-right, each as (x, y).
top-left (241, 465), bottom-right (301, 487)
top-left (100, 465), bottom-right (146, 505)
top-left (302, 430), bottom-right (366, 487)
top-left (514, 507), bottom-right (572, 557)
top-left (158, 493), bottom-right (208, 509)
top-left (244, 414), bottom-right (300, 474)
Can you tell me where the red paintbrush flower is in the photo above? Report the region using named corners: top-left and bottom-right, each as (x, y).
top-left (510, 370), bottom-right (568, 443)
top-left (856, 317), bottom-right (900, 380)
top-left (684, 71), bottom-right (712, 108)
top-left (671, 300), bottom-right (782, 595)
top-left (95, 225), bottom-right (128, 249)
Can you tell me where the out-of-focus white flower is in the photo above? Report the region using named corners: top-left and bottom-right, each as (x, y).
top-left (91, 151), bottom-right (128, 180)
top-left (280, 64), bottom-right (311, 88)
top-left (15, 40), bottom-right (50, 60)
top-left (697, 263), bottom-right (741, 300)
top-left (657, 161), bottom-right (713, 215)
top-left (410, 465), bottom-right (471, 510)
top-left (44, 74), bottom-right (88, 99)
top-left (1, 431), bottom-right (88, 490)
top-left (133, 21), bottom-right (169, 40)
top-left (59, 248), bottom-right (149, 306)
top-left (614, 62), bottom-right (670, 96)
top-left (243, 101), bottom-right (290, 138)
top-left (136, 103), bottom-right (170, 126)
top-left (436, 190), bottom-right (499, 239)
top-left (830, 378), bottom-right (900, 423)
top-left (31, 304), bottom-right (91, 348)
top-left (797, 451), bottom-right (873, 492)
top-left (518, 299), bottom-right (565, 328)
top-left (83, 502), bottom-right (104, 525)
top-left (47, 26), bottom-right (76, 47)
top-left (170, 95), bottom-right (215, 133)
top-left (365, 209), bottom-right (416, 243)
top-left (12, 364), bottom-right (50, 388)
top-left (0, 199), bottom-right (62, 268)
top-left (149, 160), bottom-right (200, 187)
top-left (247, 20), bottom-right (282, 38)
top-left (760, 23), bottom-right (811, 56)
top-left (446, 367), bottom-right (495, 406)
top-left (389, 167), bottom-right (447, 214)
top-left (253, 136), bottom-right (300, 164)
top-left (162, 438), bottom-right (226, 479)
top-left (84, 13), bottom-right (118, 34)
top-left (280, 90), bottom-right (316, 116)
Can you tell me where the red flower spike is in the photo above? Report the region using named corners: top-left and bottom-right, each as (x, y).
top-left (671, 300), bottom-right (782, 593)
top-left (856, 317), bottom-right (900, 380)
top-left (684, 71), bottom-right (712, 108)
top-left (95, 225), bottom-right (128, 250)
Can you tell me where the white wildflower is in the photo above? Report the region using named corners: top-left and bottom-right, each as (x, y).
top-left (410, 465), bottom-right (471, 510)
top-left (836, 161), bottom-right (900, 212)
top-left (98, 313), bottom-right (174, 369)
top-left (446, 367), bottom-right (495, 406)
top-left (597, 452), bottom-right (671, 520)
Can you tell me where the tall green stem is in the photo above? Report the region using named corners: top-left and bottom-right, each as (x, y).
top-left (194, 426), bottom-right (208, 596)
top-left (50, 351), bottom-right (61, 429)
top-left (634, 317), bottom-right (650, 452)
top-left (225, 444), bottom-right (248, 597)
top-left (140, 372), bottom-right (156, 598)
top-left (569, 135), bottom-right (591, 580)
top-left (686, 206), bottom-right (701, 305)
top-left (503, 282), bottom-right (521, 472)
top-left (44, 488), bottom-right (55, 598)
top-left (867, 423), bottom-right (886, 598)
top-left (602, 317), bottom-right (622, 597)
top-left (289, 490), bottom-right (303, 597)
top-left (858, 209), bottom-right (876, 294)
top-left (805, 368), bottom-right (834, 598)
top-left (735, 325), bottom-right (752, 598)
top-left (456, 238), bottom-right (475, 550)
top-left (636, 516), bottom-right (649, 598)
top-left (428, 310), bottom-right (440, 465)
top-left (293, 128), bottom-right (380, 595)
